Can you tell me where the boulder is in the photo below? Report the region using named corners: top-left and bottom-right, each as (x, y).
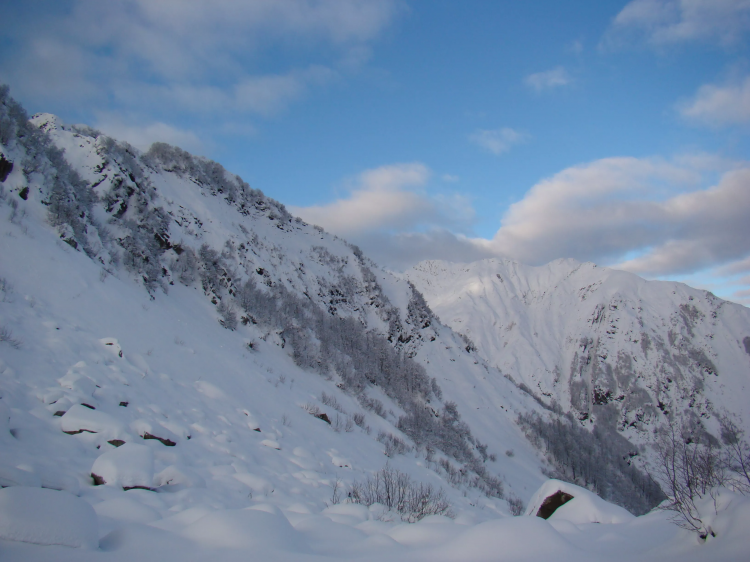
top-left (60, 404), bottom-right (126, 439)
top-left (91, 442), bottom-right (154, 490)
top-left (524, 479), bottom-right (634, 524)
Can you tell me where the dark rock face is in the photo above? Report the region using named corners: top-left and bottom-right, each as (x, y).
top-left (536, 490), bottom-right (574, 519)
top-left (142, 432), bottom-right (176, 446)
top-left (0, 154), bottom-right (12, 183)
top-left (316, 413), bottom-right (331, 424)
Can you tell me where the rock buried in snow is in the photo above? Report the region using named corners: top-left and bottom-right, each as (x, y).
top-left (60, 404), bottom-right (126, 438)
top-left (91, 442), bottom-right (154, 490)
top-left (131, 419), bottom-right (178, 446)
top-left (524, 479), bottom-right (635, 524)
top-left (99, 337), bottom-right (123, 358)
top-left (0, 486), bottom-right (98, 549)
top-left (154, 464), bottom-right (206, 490)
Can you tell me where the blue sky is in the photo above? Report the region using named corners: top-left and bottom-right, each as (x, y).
top-left (2, 1), bottom-right (750, 304)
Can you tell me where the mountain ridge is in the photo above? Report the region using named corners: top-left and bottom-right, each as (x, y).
top-left (406, 258), bottom-right (750, 452)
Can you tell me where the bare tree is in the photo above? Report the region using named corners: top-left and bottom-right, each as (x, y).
top-left (653, 423), bottom-right (725, 538)
top-left (719, 416), bottom-right (750, 494)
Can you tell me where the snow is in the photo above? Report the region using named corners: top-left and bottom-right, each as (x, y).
top-left (90, 443), bottom-right (154, 489)
top-left (525, 479), bottom-right (635, 524)
top-left (1, 111), bottom-right (749, 560)
top-left (0, 486), bottom-right (98, 549)
top-left (60, 404), bottom-right (128, 438)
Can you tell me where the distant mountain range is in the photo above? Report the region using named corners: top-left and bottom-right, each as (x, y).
top-left (407, 258), bottom-right (750, 451)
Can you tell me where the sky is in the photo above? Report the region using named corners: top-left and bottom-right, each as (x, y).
top-left (1, 0), bottom-right (750, 305)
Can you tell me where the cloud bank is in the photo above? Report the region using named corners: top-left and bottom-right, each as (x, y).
top-left (604, 0), bottom-right (750, 49)
top-left (0, 0), bottom-right (401, 149)
top-left (679, 75), bottom-right (750, 126)
top-left (303, 156), bottom-right (750, 306)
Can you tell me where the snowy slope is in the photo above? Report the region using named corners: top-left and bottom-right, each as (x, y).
top-left (2, 90), bottom-right (750, 559)
top-left (406, 258), bottom-right (750, 448)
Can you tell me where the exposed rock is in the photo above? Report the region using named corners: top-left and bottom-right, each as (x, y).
top-left (0, 154), bottom-right (12, 183)
top-left (536, 490), bottom-right (574, 519)
top-left (142, 432), bottom-right (176, 447)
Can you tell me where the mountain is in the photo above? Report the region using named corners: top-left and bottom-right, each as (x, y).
top-left (0, 87), bottom-right (547, 521)
top-left (2, 87), bottom-right (750, 560)
top-left (406, 258), bottom-right (750, 451)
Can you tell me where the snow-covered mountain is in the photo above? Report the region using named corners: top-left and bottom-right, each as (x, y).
top-left (3, 87), bottom-right (750, 560)
top-left (406, 258), bottom-right (750, 451)
top-left (0, 89), bottom-right (545, 525)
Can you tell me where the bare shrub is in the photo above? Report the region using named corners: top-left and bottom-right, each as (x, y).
top-left (378, 431), bottom-right (411, 457)
top-left (653, 423), bottom-right (725, 538)
top-left (321, 391), bottom-right (346, 413)
top-left (0, 326), bottom-right (21, 349)
top-left (359, 395), bottom-right (386, 418)
top-left (328, 478), bottom-right (343, 506)
top-left (302, 402), bottom-right (321, 416)
top-left (331, 413), bottom-right (352, 433)
top-left (507, 494), bottom-right (525, 516)
top-left (719, 416), bottom-right (750, 493)
top-left (353, 412), bottom-right (366, 427)
top-left (347, 465), bottom-right (453, 522)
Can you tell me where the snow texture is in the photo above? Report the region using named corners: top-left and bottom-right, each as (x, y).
top-left (0, 486), bottom-right (98, 549)
top-left (90, 443), bottom-right (154, 489)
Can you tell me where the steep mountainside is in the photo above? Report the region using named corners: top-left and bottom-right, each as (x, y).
top-left (0, 87), bottom-right (554, 526)
top-left (406, 259), bottom-right (750, 450)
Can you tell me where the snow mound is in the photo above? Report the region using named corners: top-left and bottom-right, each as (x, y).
top-left (60, 404), bottom-right (127, 438)
top-left (180, 507), bottom-right (304, 551)
top-left (525, 479), bottom-right (634, 524)
top-left (0, 463), bottom-right (41, 488)
top-left (0, 486), bottom-right (98, 549)
top-left (91, 442), bottom-right (154, 489)
top-left (153, 464), bottom-right (206, 490)
top-left (94, 497), bottom-right (161, 524)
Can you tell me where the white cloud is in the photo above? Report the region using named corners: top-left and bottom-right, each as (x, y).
top-left (679, 76), bottom-right (750, 126)
top-left (483, 156), bottom-right (750, 276)
top-left (524, 66), bottom-right (572, 92)
top-left (469, 128), bottom-right (530, 155)
top-left (603, 0), bottom-right (750, 49)
top-left (1, 0), bottom-right (400, 122)
top-left (289, 162), bottom-right (479, 244)
top-left (290, 163), bottom-right (434, 235)
top-left (292, 155), bottom-right (750, 284)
